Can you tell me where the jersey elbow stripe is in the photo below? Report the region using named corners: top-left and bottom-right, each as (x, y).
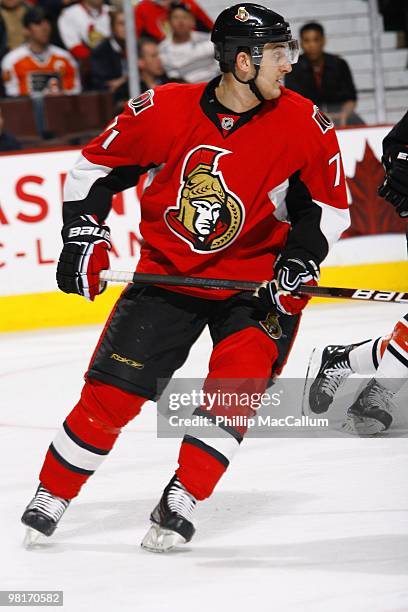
top-left (63, 154), bottom-right (113, 202)
top-left (313, 199), bottom-right (351, 248)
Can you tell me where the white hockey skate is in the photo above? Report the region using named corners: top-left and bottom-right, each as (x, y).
top-left (141, 476), bottom-right (196, 553)
top-left (21, 484), bottom-right (70, 548)
top-left (342, 378), bottom-right (395, 436)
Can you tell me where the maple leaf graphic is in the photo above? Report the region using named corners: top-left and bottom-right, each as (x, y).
top-left (344, 141), bottom-right (406, 238)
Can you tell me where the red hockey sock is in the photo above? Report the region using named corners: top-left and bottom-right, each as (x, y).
top-left (176, 440), bottom-right (227, 500)
top-left (40, 379), bottom-right (146, 499)
top-left (177, 328), bottom-right (278, 500)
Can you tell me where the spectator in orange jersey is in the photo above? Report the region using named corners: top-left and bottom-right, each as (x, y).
top-left (1, 7), bottom-right (80, 96)
top-left (135, 0), bottom-right (212, 43)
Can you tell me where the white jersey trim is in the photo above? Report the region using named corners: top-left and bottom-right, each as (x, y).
top-left (312, 199), bottom-right (351, 249)
top-left (63, 153), bottom-right (113, 202)
top-left (268, 179), bottom-right (290, 223)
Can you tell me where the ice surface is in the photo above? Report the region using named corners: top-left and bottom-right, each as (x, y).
top-left (1, 302), bottom-right (407, 612)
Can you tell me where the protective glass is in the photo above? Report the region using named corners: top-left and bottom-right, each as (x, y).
top-left (251, 40), bottom-right (300, 67)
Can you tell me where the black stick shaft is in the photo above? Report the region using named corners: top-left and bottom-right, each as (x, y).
top-left (99, 270), bottom-right (408, 303)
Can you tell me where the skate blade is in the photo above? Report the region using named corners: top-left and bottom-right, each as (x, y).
top-left (342, 415), bottom-right (387, 437)
top-left (23, 527), bottom-right (44, 548)
top-left (141, 523), bottom-right (186, 553)
top-left (301, 347), bottom-right (323, 416)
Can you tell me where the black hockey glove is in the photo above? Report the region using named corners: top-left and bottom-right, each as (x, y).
top-left (378, 145), bottom-right (408, 218)
top-left (257, 256), bottom-right (319, 316)
top-left (57, 215), bottom-right (111, 301)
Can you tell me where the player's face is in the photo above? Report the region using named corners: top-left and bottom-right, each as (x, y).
top-left (301, 30), bottom-right (325, 62)
top-left (255, 43), bottom-right (293, 100)
top-left (191, 199), bottom-right (222, 236)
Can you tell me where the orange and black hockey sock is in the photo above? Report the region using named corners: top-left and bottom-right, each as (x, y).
top-left (375, 314), bottom-right (408, 392)
top-left (39, 379), bottom-right (146, 499)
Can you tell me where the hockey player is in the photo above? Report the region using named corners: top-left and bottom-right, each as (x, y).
top-left (21, 3), bottom-right (350, 551)
top-left (306, 110), bottom-right (408, 435)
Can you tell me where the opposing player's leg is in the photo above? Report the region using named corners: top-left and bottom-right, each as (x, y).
top-left (141, 294), bottom-right (298, 552)
top-left (22, 286), bottom-right (209, 544)
top-left (343, 314), bottom-right (408, 435)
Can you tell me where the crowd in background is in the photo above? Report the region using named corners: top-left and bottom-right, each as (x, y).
top-left (0, 0), bottom-right (405, 151)
top-left (0, 1), bottom-right (216, 99)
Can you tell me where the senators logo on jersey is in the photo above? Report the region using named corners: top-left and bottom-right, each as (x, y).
top-left (164, 146), bottom-right (245, 253)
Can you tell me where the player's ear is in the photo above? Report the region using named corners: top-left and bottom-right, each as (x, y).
top-left (235, 50), bottom-right (252, 74)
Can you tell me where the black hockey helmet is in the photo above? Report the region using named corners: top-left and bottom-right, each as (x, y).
top-left (211, 3), bottom-right (294, 73)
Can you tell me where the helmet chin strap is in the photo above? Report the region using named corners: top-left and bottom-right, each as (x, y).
top-left (232, 65), bottom-right (265, 102)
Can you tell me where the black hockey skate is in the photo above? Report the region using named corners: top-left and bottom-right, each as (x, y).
top-left (304, 344), bottom-right (359, 415)
top-left (342, 378), bottom-right (395, 436)
top-left (141, 476), bottom-right (196, 553)
top-left (21, 484), bottom-right (70, 547)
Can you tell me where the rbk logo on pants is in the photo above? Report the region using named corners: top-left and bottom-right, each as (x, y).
top-left (110, 353), bottom-right (144, 369)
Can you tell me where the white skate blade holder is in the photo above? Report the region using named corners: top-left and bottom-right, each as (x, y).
top-left (342, 415), bottom-right (388, 436)
top-left (141, 523), bottom-right (187, 553)
top-left (23, 527), bottom-right (44, 549)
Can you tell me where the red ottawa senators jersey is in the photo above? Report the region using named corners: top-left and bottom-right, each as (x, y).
top-left (63, 77), bottom-right (350, 299)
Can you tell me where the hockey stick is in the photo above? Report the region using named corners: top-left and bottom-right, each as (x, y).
top-left (99, 270), bottom-right (408, 303)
